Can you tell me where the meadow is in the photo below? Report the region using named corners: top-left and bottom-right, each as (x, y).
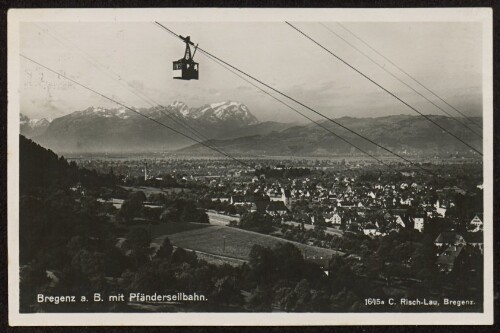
top-left (149, 222), bottom-right (340, 263)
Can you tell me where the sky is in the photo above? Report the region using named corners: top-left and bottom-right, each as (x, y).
top-left (19, 21), bottom-right (483, 122)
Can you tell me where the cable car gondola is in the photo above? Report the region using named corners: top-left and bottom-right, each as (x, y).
top-left (173, 35), bottom-right (199, 80)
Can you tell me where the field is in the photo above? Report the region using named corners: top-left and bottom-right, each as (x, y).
top-left (149, 222), bottom-right (211, 237)
top-left (120, 185), bottom-right (190, 195)
top-left (206, 211), bottom-right (240, 226)
top-left (149, 222), bottom-right (341, 263)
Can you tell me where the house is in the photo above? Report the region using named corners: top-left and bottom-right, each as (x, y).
top-left (436, 245), bottom-right (464, 273)
top-left (469, 214), bottom-right (483, 232)
top-left (331, 212), bottom-right (341, 225)
top-left (265, 201), bottom-right (288, 216)
top-left (394, 215), bottom-right (405, 228)
top-left (441, 186), bottom-right (466, 196)
top-left (211, 197), bottom-right (230, 203)
top-left (413, 216), bottom-right (425, 232)
top-left (463, 232), bottom-right (484, 253)
top-left (363, 223), bottom-right (380, 236)
top-left (305, 256), bottom-right (332, 276)
top-left (434, 232), bottom-right (466, 248)
top-left (325, 212), bottom-right (342, 225)
top-left (434, 199), bottom-right (447, 217)
top-left (340, 201), bottom-right (356, 209)
top-left (249, 201), bottom-right (268, 213)
top-left (281, 188), bottom-right (292, 208)
top-left (400, 197), bottom-right (413, 206)
top-left (230, 195), bottom-right (253, 206)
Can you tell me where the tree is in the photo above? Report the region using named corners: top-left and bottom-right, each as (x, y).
top-left (156, 238), bottom-right (174, 259)
top-left (71, 249), bottom-right (105, 276)
top-left (248, 286), bottom-right (273, 311)
top-left (239, 212), bottom-right (274, 234)
top-left (212, 276), bottom-right (243, 306)
top-left (293, 279), bottom-right (313, 311)
top-left (125, 228), bottom-right (150, 250)
top-left (248, 245), bottom-right (277, 286)
top-left (118, 197), bottom-right (143, 222)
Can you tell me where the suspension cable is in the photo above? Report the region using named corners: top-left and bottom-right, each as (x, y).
top-left (21, 54), bottom-right (253, 168)
top-left (320, 22), bottom-right (482, 139)
top-left (285, 22), bottom-right (482, 156)
top-left (337, 22), bottom-right (483, 129)
top-left (154, 21), bottom-right (437, 175)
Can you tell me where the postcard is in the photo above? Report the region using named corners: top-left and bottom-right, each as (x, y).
top-left (7, 7), bottom-right (493, 326)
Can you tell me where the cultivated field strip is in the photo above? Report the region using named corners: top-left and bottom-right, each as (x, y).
top-left (153, 223), bottom-right (341, 262)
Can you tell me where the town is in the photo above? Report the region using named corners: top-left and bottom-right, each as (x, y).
top-left (79, 154), bottom-right (484, 301)
top-left (19, 136), bottom-right (484, 313)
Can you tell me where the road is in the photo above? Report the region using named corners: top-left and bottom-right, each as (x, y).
top-left (282, 221), bottom-right (344, 237)
top-left (206, 211), bottom-right (240, 226)
top-left (206, 211), bottom-right (343, 237)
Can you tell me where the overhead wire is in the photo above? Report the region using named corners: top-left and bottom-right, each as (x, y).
top-left (33, 23), bottom-right (229, 154)
top-left (20, 54), bottom-right (253, 168)
top-left (319, 22), bottom-right (482, 139)
top-left (200, 50), bottom-right (385, 163)
top-left (337, 22), bottom-right (483, 130)
top-left (285, 22), bottom-right (482, 156)
top-left (154, 21), bottom-right (437, 175)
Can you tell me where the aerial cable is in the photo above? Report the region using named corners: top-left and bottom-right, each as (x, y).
top-left (200, 49), bottom-right (385, 164)
top-left (34, 23), bottom-right (228, 153)
top-left (320, 22), bottom-right (482, 139)
top-left (154, 21), bottom-right (437, 175)
top-left (337, 22), bottom-right (483, 130)
top-left (284, 22), bottom-right (482, 156)
top-left (20, 54), bottom-right (253, 168)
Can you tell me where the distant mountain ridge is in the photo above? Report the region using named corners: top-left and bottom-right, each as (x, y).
top-left (21, 104), bottom-right (483, 157)
top-left (20, 113), bottom-right (52, 138)
top-left (179, 114), bottom-right (483, 158)
top-left (23, 101), bottom-right (277, 153)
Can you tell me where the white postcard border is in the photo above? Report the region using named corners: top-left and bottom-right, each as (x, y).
top-left (7, 7), bottom-right (494, 326)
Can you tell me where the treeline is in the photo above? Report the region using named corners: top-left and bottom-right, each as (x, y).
top-left (20, 135), bottom-right (117, 191)
top-left (117, 191), bottom-right (209, 224)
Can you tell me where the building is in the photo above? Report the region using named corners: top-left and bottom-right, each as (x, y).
top-left (394, 215), bottom-right (405, 228)
top-left (230, 195), bottom-right (253, 206)
top-left (469, 214), bottom-right (483, 232)
top-left (413, 216), bottom-right (425, 232)
top-left (463, 232), bottom-right (484, 253)
top-left (436, 245), bottom-right (464, 273)
top-left (434, 199), bottom-right (447, 217)
top-left (265, 201), bottom-right (288, 216)
top-left (434, 232), bottom-right (466, 248)
top-left (305, 256), bottom-right (332, 276)
top-left (281, 188), bottom-right (292, 209)
top-left (331, 213), bottom-right (341, 225)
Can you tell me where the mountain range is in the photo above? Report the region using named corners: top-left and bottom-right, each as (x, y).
top-left (24, 101), bottom-right (271, 153)
top-left (21, 101), bottom-right (482, 157)
top-left (179, 115), bottom-right (483, 157)
top-left (20, 114), bottom-right (52, 138)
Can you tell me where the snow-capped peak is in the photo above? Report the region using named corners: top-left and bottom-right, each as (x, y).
top-left (209, 101), bottom-right (227, 109)
top-left (20, 113), bottom-right (52, 128)
top-left (64, 101), bottom-right (258, 126)
top-left (78, 106), bottom-right (132, 119)
top-left (169, 101), bottom-right (190, 116)
top-left (191, 101), bottom-right (258, 125)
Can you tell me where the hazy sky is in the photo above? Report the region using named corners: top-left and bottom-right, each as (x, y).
top-left (19, 21), bottom-right (482, 122)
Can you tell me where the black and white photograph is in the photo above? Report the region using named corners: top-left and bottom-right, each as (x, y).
top-left (7, 8), bottom-right (493, 326)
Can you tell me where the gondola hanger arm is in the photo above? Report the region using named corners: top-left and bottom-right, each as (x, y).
top-left (192, 44), bottom-right (199, 59)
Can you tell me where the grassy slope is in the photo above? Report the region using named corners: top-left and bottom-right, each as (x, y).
top-left (151, 222), bottom-right (340, 262)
